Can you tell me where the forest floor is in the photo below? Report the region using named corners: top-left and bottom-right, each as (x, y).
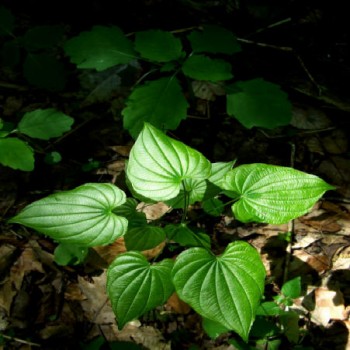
top-left (1, 1), bottom-right (350, 349)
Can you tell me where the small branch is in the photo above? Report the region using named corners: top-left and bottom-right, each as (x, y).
top-left (1, 334), bottom-right (41, 347)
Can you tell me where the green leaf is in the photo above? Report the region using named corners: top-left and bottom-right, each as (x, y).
top-left (256, 301), bottom-right (281, 316)
top-left (64, 26), bottom-right (136, 71)
top-left (0, 138), bottom-right (34, 171)
top-left (54, 243), bottom-right (88, 266)
top-left (0, 6), bottom-right (14, 36)
top-left (18, 108), bottom-right (74, 140)
top-left (0, 40), bottom-right (20, 67)
top-left (281, 276), bottom-right (301, 299)
top-left (182, 55), bottom-right (233, 82)
top-left (188, 25), bottom-right (241, 55)
top-left (125, 225), bottom-right (166, 251)
top-left (165, 224), bottom-right (211, 249)
top-left (135, 30), bottom-right (182, 62)
top-left (22, 25), bottom-right (65, 50)
top-left (172, 241), bottom-right (266, 341)
top-left (221, 163), bottom-right (334, 224)
top-left (250, 316), bottom-right (280, 338)
top-left (127, 123), bottom-right (211, 201)
top-left (107, 251), bottom-right (174, 329)
top-left (226, 78), bottom-right (292, 129)
top-left (23, 53), bottom-right (67, 91)
top-left (202, 198), bottom-right (224, 217)
top-left (280, 311), bottom-right (300, 343)
top-left (9, 183), bottom-right (128, 246)
top-left (122, 77), bottom-right (188, 138)
top-left (209, 161), bottom-right (236, 187)
top-left (202, 317), bottom-right (230, 339)
top-left (44, 151), bottom-right (62, 164)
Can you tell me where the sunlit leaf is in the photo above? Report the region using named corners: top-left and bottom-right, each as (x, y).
top-left (188, 25), bottom-right (241, 54)
top-left (122, 77), bottom-right (188, 138)
top-left (107, 251), bottom-right (174, 328)
top-left (18, 108), bottom-right (74, 140)
top-left (226, 78), bottom-right (292, 129)
top-left (221, 163), bottom-right (334, 224)
top-left (281, 277), bottom-right (301, 299)
top-left (9, 183), bottom-right (128, 246)
top-left (182, 54), bottom-right (233, 81)
top-left (172, 241), bottom-right (266, 341)
top-left (135, 30), bottom-right (183, 62)
top-left (127, 123), bottom-right (211, 201)
top-left (0, 138), bottom-right (34, 171)
top-left (64, 26), bottom-right (136, 71)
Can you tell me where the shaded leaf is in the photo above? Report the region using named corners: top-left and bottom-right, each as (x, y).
top-left (125, 225), bottom-right (166, 251)
top-left (18, 108), bottom-right (74, 140)
top-left (23, 53), bottom-right (67, 91)
top-left (202, 197), bottom-right (224, 217)
top-left (127, 123), bottom-right (211, 201)
top-left (54, 243), bottom-right (88, 266)
top-left (202, 317), bottom-right (230, 339)
top-left (209, 161), bottom-right (236, 187)
top-left (107, 251), bottom-right (174, 328)
top-left (182, 54), bottom-right (233, 81)
top-left (22, 25), bottom-right (65, 50)
top-left (64, 25), bottom-right (136, 71)
top-left (0, 40), bottom-right (20, 67)
top-left (9, 183), bottom-right (128, 246)
top-left (122, 77), bottom-right (188, 138)
top-left (135, 30), bottom-right (182, 62)
top-left (172, 241), bottom-right (266, 341)
top-left (221, 163), bottom-right (334, 224)
top-left (226, 78), bottom-right (292, 128)
top-left (0, 6), bottom-right (14, 36)
top-left (188, 25), bottom-right (241, 55)
top-left (0, 138), bottom-right (34, 171)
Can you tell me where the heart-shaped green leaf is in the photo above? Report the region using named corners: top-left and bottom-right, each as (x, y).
top-left (209, 161), bottom-right (236, 187)
top-left (122, 77), bottom-right (188, 138)
top-left (9, 183), bottom-right (128, 246)
top-left (64, 26), bottom-right (136, 71)
top-left (18, 108), bottom-right (74, 140)
top-left (125, 225), bottom-right (166, 251)
top-left (107, 251), bottom-right (174, 329)
top-left (221, 163), bottom-right (334, 224)
top-left (127, 123), bottom-right (211, 201)
top-left (135, 30), bottom-right (183, 62)
top-left (172, 241), bottom-right (266, 341)
top-left (0, 138), bottom-right (34, 171)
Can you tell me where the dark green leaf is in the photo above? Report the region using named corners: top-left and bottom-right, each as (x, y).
top-left (202, 198), bottom-right (224, 217)
top-left (0, 138), bottom-right (34, 171)
top-left (54, 243), bottom-right (88, 266)
top-left (122, 77), bottom-right (188, 138)
top-left (22, 25), bottom-right (65, 50)
top-left (281, 277), bottom-right (301, 299)
top-left (0, 6), bottom-right (15, 36)
top-left (202, 317), bottom-right (230, 339)
top-left (125, 225), bottom-right (166, 251)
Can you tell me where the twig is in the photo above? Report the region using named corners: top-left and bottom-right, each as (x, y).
top-left (248, 17), bottom-right (292, 37)
top-left (1, 334), bottom-right (41, 347)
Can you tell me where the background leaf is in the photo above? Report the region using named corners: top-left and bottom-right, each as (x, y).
top-left (23, 53), bottom-right (67, 91)
top-left (64, 26), bottom-right (136, 71)
top-left (135, 30), bottom-right (183, 62)
top-left (9, 183), bottom-right (128, 246)
top-left (221, 163), bottom-right (334, 224)
top-left (54, 243), bottom-right (89, 266)
top-left (22, 25), bottom-right (65, 50)
top-left (127, 123), bottom-right (211, 201)
top-left (188, 25), bottom-right (241, 54)
top-left (122, 76), bottom-right (188, 138)
top-left (226, 78), bottom-right (292, 129)
top-left (107, 252), bottom-right (174, 329)
top-left (0, 138), bottom-right (34, 171)
top-left (18, 108), bottom-right (74, 140)
top-left (0, 6), bottom-right (14, 36)
top-left (172, 241), bottom-right (266, 341)
top-left (281, 277), bottom-right (302, 299)
top-left (182, 54), bottom-right (233, 81)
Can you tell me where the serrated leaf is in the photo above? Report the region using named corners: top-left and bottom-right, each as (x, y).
top-left (125, 225), bottom-right (166, 251)
top-left (122, 77), bottom-right (188, 138)
top-left (0, 138), bottom-right (34, 171)
top-left (23, 53), bottom-right (67, 91)
top-left (0, 6), bottom-right (14, 36)
top-left (107, 251), bottom-right (174, 328)
top-left (127, 123), bottom-right (211, 201)
top-left (182, 54), bottom-right (233, 82)
top-left (135, 30), bottom-right (182, 62)
top-left (165, 224), bottom-right (211, 249)
top-left (172, 241), bottom-right (266, 341)
top-left (226, 78), bottom-right (292, 129)
top-left (18, 108), bottom-right (74, 140)
top-left (188, 25), bottom-right (241, 54)
top-left (221, 164), bottom-right (334, 224)
top-left (64, 26), bottom-right (136, 71)
top-left (281, 277), bottom-right (301, 299)
top-left (22, 25), bottom-right (65, 50)
top-left (9, 183), bottom-right (128, 246)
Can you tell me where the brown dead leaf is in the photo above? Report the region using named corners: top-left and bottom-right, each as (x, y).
top-left (291, 105), bottom-right (331, 130)
top-left (165, 293), bottom-right (191, 314)
top-left (109, 145), bottom-right (132, 157)
top-left (310, 287), bottom-right (347, 326)
top-left (322, 129), bottom-right (348, 154)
